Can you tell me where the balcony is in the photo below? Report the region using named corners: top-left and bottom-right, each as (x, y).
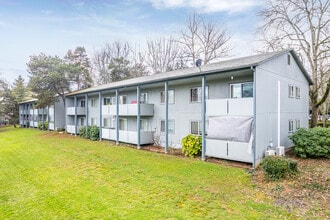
top-left (101, 128), bottom-right (154, 145)
top-left (102, 104), bottom-right (154, 116)
top-left (66, 107), bottom-right (86, 115)
top-left (206, 98), bottom-right (253, 116)
top-left (66, 125), bottom-right (83, 134)
top-left (49, 123), bottom-right (55, 130)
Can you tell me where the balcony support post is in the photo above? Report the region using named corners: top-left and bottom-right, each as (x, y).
top-left (137, 86), bottom-right (141, 149)
top-left (85, 94), bottom-right (88, 128)
top-left (74, 96), bottom-right (77, 136)
top-left (165, 81), bottom-right (169, 154)
top-left (47, 105), bottom-right (50, 131)
top-left (201, 76), bottom-right (206, 161)
top-left (99, 91), bottom-right (102, 141)
top-left (42, 108), bottom-right (44, 130)
top-left (116, 89), bottom-right (119, 145)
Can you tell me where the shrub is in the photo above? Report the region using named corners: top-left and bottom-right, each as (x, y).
top-left (89, 126), bottom-right (99, 141)
top-left (79, 126), bottom-right (99, 141)
top-left (289, 127), bottom-right (330, 158)
top-left (79, 126), bottom-right (90, 139)
top-left (181, 134), bottom-right (202, 158)
top-left (261, 156), bottom-right (298, 181)
top-left (38, 121), bottom-right (48, 130)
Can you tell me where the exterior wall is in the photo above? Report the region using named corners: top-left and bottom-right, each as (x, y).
top-left (255, 52), bottom-right (310, 165)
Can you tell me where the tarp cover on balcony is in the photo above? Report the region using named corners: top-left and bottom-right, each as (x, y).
top-left (207, 116), bottom-right (253, 143)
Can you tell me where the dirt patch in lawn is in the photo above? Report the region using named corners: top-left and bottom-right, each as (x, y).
top-left (251, 152), bottom-right (330, 219)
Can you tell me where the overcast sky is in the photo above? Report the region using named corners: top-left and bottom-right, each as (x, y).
top-left (0, 0), bottom-right (264, 84)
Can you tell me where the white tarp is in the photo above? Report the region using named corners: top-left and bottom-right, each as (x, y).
top-left (207, 116), bottom-right (253, 143)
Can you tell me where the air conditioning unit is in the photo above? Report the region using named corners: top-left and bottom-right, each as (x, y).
top-left (276, 146), bottom-right (285, 156)
top-left (265, 150), bottom-right (275, 156)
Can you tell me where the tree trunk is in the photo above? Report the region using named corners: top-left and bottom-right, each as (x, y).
top-left (310, 104), bottom-right (319, 128)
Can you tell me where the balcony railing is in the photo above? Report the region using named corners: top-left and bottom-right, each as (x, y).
top-left (101, 128), bottom-right (154, 145)
top-left (206, 98), bottom-right (253, 116)
top-left (66, 107), bottom-right (86, 115)
top-left (102, 104), bottom-right (154, 116)
top-left (66, 125), bottom-right (83, 134)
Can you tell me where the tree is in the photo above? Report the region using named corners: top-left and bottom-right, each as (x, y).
top-left (178, 11), bottom-right (231, 66)
top-left (108, 57), bottom-right (131, 82)
top-left (11, 75), bottom-right (27, 103)
top-left (258, 0), bottom-right (330, 127)
top-left (146, 36), bottom-right (186, 73)
top-left (27, 53), bottom-right (70, 108)
top-left (64, 46), bottom-right (93, 90)
top-left (93, 41), bottom-right (131, 84)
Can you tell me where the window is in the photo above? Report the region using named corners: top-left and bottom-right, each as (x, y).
top-left (161, 120), bottom-right (175, 134)
top-left (230, 82), bottom-right (253, 98)
top-left (91, 118), bottom-right (97, 126)
top-left (80, 117), bottom-right (85, 126)
top-left (103, 97), bottom-right (111, 105)
top-left (295, 86), bottom-right (301, 99)
top-left (288, 85), bottom-right (294, 98)
top-left (296, 120), bottom-right (301, 130)
top-left (119, 118), bottom-right (127, 130)
top-left (287, 54), bottom-right (291, 65)
top-left (140, 119), bottom-right (149, 131)
top-left (190, 121), bottom-right (208, 135)
top-left (90, 98), bottom-right (96, 107)
top-left (80, 100), bottom-right (86, 107)
top-left (140, 93), bottom-right (148, 104)
top-left (289, 120), bottom-right (294, 133)
top-left (190, 87), bottom-right (208, 102)
top-left (160, 90), bottom-right (175, 104)
top-left (103, 118), bottom-right (110, 128)
top-left (112, 95), bottom-right (127, 104)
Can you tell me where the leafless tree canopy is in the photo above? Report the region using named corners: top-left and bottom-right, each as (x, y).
top-left (146, 37), bottom-right (186, 74)
top-left (259, 0), bottom-right (330, 127)
top-left (179, 11), bottom-right (231, 66)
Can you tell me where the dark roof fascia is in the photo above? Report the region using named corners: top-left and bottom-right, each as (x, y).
top-left (65, 66), bottom-right (254, 97)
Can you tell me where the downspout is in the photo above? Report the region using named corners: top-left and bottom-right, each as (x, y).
top-left (277, 81), bottom-right (281, 148)
top-left (99, 91), bottom-right (102, 141)
top-left (251, 66), bottom-right (257, 169)
top-left (42, 108), bottom-right (44, 130)
top-left (165, 81), bottom-right (169, 154)
top-left (201, 76), bottom-right (206, 161)
top-left (53, 101), bottom-right (56, 131)
top-left (137, 86), bottom-right (141, 149)
top-left (74, 96), bottom-right (77, 136)
top-left (116, 89), bottom-right (119, 145)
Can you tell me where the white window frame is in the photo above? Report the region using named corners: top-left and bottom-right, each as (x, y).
top-left (230, 82), bottom-right (253, 98)
top-left (288, 85), bottom-right (294, 98)
top-left (140, 93), bottom-right (148, 104)
top-left (160, 120), bottom-right (175, 134)
top-left (103, 97), bottom-right (111, 105)
top-left (119, 118), bottom-right (127, 130)
top-left (91, 118), bottom-right (97, 126)
top-left (190, 86), bottom-right (209, 103)
top-left (90, 98), bottom-right (96, 107)
top-left (190, 121), bottom-right (208, 135)
top-left (296, 119), bottom-right (301, 130)
top-left (140, 119), bottom-right (149, 131)
top-left (160, 90), bottom-right (175, 104)
top-left (295, 86), bottom-right (301, 99)
top-left (103, 118), bottom-right (110, 128)
top-left (80, 100), bottom-right (86, 107)
top-left (289, 120), bottom-right (294, 133)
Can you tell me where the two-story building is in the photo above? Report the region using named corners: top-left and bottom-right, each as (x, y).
top-left (63, 49), bottom-right (312, 167)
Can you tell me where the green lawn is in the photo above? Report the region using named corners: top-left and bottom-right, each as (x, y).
top-left (0, 127), bottom-right (290, 219)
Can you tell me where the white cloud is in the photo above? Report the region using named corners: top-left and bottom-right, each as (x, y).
top-left (147, 0), bottom-right (262, 13)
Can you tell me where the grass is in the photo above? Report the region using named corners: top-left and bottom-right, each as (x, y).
top-left (0, 127), bottom-right (292, 219)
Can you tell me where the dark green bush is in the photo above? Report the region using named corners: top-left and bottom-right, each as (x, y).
top-left (289, 127), bottom-right (330, 158)
top-left (79, 126), bottom-right (99, 141)
top-left (38, 121), bottom-right (48, 130)
top-left (89, 126), bottom-right (99, 141)
top-left (79, 126), bottom-right (90, 139)
top-left (181, 134), bottom-right (202, 158)
top-left (261, 156), bottom-right (298, 181)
